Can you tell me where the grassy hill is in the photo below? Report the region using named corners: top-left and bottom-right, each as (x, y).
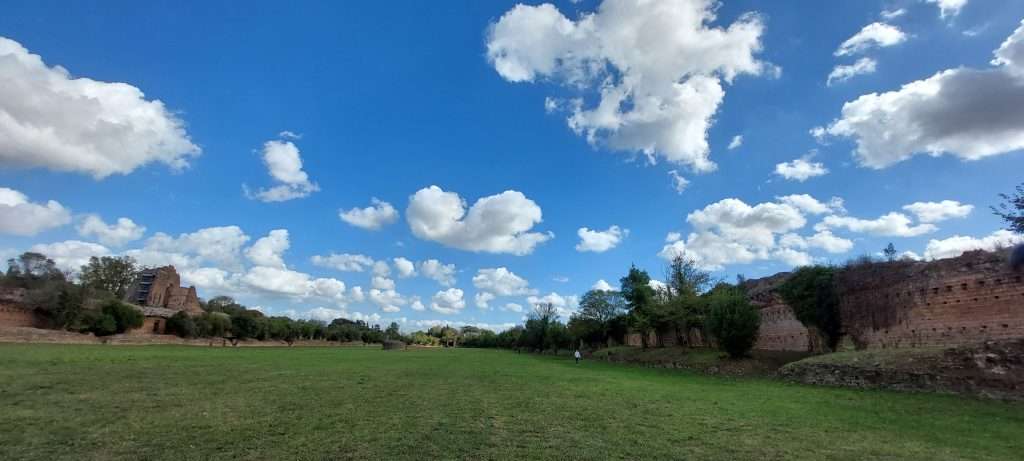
top-left (1, 344), bottom-right (1021, 460)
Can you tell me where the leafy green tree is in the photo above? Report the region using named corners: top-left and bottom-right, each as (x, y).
top-left (4, 252), bottom-right (65, 288)
top-left (778, 266), bottom-right (842, 350)
top-left (385, 322), bottom-right (402, 340)
top-left (620, 265), bottom-right (656, 349)
top-left (572, 289), bottom-right (626, 346)
top-left (166, 311), bottom-right (198, 338)
top-left (706, 285), bottom-right (760, 358)
top-left (662, 255), bottom-right (714, 346)
top-left (79, 256), bottom-right (139, 299)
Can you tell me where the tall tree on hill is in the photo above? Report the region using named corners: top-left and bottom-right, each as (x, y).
top-left (883, 243), bottom-right (897, 262)
top-left (620, 265), bottom-right (656, 349)
top-left (79, 256), bottom-right (139, 298)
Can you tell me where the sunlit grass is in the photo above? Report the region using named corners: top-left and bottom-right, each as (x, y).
top-left (1, 344), bottom-right (1020, 460)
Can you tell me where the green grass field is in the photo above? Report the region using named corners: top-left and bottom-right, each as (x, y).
top-left (1, 344), bottom-right (1021, 460)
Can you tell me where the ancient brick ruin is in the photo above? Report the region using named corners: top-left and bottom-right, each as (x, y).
top-left (0, 288), bottom-right (40, 329)
top-left (124, 266), bottom-right (203, 316)
top-left (749, 249), bottom-right (1024, 352)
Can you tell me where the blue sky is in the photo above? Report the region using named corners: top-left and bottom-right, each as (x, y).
top-left (2, 0), bottom-right (1023, 331)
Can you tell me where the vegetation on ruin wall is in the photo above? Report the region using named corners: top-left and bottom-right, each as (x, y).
top-left (1, 345), bottom-right (1021, 460)
top-left (778, 266), bottom-right (842, 351)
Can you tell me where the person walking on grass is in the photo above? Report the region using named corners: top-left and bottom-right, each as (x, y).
top-left (574, 349), bottom-right (581, 364)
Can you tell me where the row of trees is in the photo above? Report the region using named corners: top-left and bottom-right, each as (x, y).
top-left (456, 256), bottom-right (762, 358)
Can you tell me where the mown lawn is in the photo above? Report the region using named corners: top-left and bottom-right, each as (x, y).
top-left (0, 344), bottom-right (1021, 460)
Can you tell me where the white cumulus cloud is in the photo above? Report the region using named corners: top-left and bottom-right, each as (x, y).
top-left (0, 37), bottom-right (200, 179)
top-left (835, 22), bottom-right (907, 56)
top-left (591, 279), bottom-right (615, 291)
top-left (902, 200), bottom-right (973, 223)
top-left (472, 267), bottom-right (536, 296)
top-left (28, 240), bottom-right (110, 273)
top-left (77, 215), bottom-right (145, 247)
top-left (431, 288), bottom-right (466, 315)
top-left (827, 57), bottom-right (877, 86)
top-left (924, 229), bottom-right (1023, 260)
top-left (576, 225), bottom-right (628, 253)
top-left (407, 185), bottom-right (552, 255)
top-left (245, 229), bottom-right (289, 268)
top-left (392, 257), bottom-right (416, 278)
top-left (246, 139), bottom-right (318, 202)
top-left (0, 187), bottom-right (71, 236)
top-left (815, 212), bottom-right (936, 237)
top-left (340, 198), bottom-right (399, 230)
top-left (419, 259), bottom-right (457, 286)
top-left (486, 0), bottom-right (773, 173)
top-left (926, 0), bottom-right (968, 19)
top-left (310, 253), bottom-right (375, 272)
top-left (824, 21), bottom-right (1024, 168)
top-left (775, 156), bottom-right (828, 181)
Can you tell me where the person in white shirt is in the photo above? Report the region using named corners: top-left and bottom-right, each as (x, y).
top-left (574, 349), bottom-right (581, 364)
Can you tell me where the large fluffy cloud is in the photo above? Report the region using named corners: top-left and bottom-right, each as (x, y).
top-left (76, 215), bottom-right (145, 247)
top-left (923, 229), bottom-right (1023, 260)
top-left (0, 37), bottom-right (200, 179)
top-left (824, 20), bottom-right (1024, 168)
top-left (246, 140), bottom-right (319, 202)
top-left (575, 225), bottom-right (628, 252)
top-left (486, 0), bottom-right (773, 172)
top-left (658, 196), bottom-right (859, 270)
top-left (0, 187), bottom-right (71, 236)
top-left (339, 198), bottom-right (398, 230)
top-left (406, 186), bottom-right (552, 255)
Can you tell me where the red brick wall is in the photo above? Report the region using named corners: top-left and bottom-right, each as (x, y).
top-left (0, 304), bottom-right (41, 328)
top-left (755, 303), bottom-right (813, 352)
top-left (840, 270), bottom-right (1024, 349)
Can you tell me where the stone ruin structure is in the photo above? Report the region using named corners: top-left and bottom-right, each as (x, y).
top-left (0, 287), bottom-right (39, 329)
top-left (749, 249), bottom-right (1024, 352)
top-left (123, 266), bottom-right (203, 334)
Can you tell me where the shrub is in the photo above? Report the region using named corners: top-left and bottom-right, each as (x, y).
top-left (706, 287), bottom-right (760, 358)
top-left (778, 266), bottom-right (841, 350)
top-left (166, 311), bottom-right (198, 338)
top-left (91, 300), bottom-right (143, 336)
top-left (90, 314), bottom-right (118, 337)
